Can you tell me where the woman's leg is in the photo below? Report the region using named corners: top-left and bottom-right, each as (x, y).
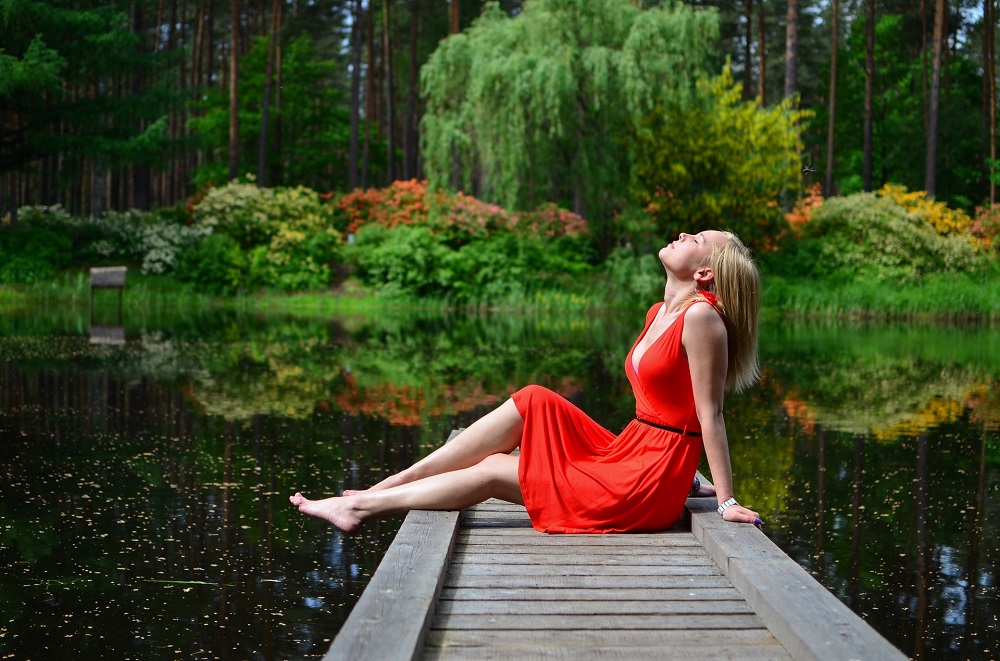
top-left (346, 398), bottom-right (524, 495)
top-left (293, 453), bottom-right (522, 534)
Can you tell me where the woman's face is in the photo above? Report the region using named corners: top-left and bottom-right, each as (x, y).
top-left (658, 230), bottom-right (728, 277)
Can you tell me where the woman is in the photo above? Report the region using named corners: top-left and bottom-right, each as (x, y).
top-left (290, 230), bottom-right (762, 533)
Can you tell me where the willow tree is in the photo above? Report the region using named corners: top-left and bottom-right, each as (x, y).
top-left (420, 0), bottom-right (719, 244)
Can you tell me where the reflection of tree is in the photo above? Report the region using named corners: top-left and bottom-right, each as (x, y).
top-left (763, 320), bottom-right (1000, 438)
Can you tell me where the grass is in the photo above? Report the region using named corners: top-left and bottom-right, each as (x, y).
top-left (764, 270), bottom-right (1000, 321)
top-left (3, 265), bottom-right (1000, 321)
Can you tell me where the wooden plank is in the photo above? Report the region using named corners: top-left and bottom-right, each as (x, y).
top-left (423, 628), bottom-right (789, 650)
top-left (89, 266), bottom-right (127, 288)
top-left (452, 552), bottom-right (717, 566)
top-left (428, 613), bottom-right (766, 631)
top-left (457, 531), bottom-right (701, 545)
top-left (455, 544), bottom-right (706, 556)
top-left (449, 564), bottom-right (720, 577)
top-left (423, 644), bottom-right (791, 661)
top-left (688, 479), bottom-right (907, 661)
top-left (438, 586), bottom-right (747, 602)
top-left (444, 575), bottom-right (733, 589)
top-left (325, 430), bottom-right (465, 661)
top-left (434, 599), bottom-right (754, 616)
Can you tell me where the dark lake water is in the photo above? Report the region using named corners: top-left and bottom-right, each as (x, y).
top-left (1, 304), bottom-right (997, 659)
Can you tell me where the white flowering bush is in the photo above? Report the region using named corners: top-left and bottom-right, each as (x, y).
top-left (17, 205), bottom-right (210, 275)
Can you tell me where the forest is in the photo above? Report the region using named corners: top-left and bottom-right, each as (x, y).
top-left (1, 0), bottom-right (999, 313)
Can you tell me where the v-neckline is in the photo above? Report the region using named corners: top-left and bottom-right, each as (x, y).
top-left (632, 303), bottom-right (683, 375)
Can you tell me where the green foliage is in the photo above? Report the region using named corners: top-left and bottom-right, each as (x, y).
top-left (345, 222), bottom-right (595, 303)
top-left (772, 193), bottom-right (986, 285)
top-left (0, 0), bottom-right (174, 178)
top-left (188, 180), bottom-right (341, 292)
top-left (601, 247), bottom-right (665, 309)
top-left (16, 205), bottom-right (208, 274)
top-left (188, 34), bottom-right (356, 191)
top-left (0, 225), bottom-right (72, 284)
top-left (421, 0), bottom-right (719, 241)
top-left (631, 66), bottom-right (808, 254)
top-left (812, 13), bottom-right (985, 209)
top-left (175, 234), bottom-right (248, 295)
top-left (345, 225), bottom-right (453, 298)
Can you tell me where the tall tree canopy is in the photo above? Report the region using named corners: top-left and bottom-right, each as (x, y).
top-left (423, 0), bottom-right (798, 248)
top-left (420, 0), bottom-right (720, 241)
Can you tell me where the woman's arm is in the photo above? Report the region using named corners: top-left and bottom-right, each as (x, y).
top-left (683, 303), bottom-right (761, 525)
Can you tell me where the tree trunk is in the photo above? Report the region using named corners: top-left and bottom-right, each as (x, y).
top-left (349, 0), bottom-right (364, 189)
top-left (758, 0), bottom-right (766, 106)
top-left (229, 0), bottom-right (241, 180)
top-left (862, 0), bottom-right (874, 191)
top-left (983, 0), bottom-right (992, 200)
top-left (921, 0), bottom-right (928, 131)
top-left (825, 0), bottom-right (838, 197)
top-left (363, 1), bottom-right (375, 187)
top-left (989, 0), bottom-right (997, 204)
top-left (258, 0), bottom-right (280, 186)
top-left (404, 0), bottom-right (420, 179)
top-left (131, 0), bottom-right (150, 210)
top-left (784, 0), bottom-right (798, 98)
top-left (925, 0), bottom-right (945, 197)
top-left (743, 0), bottom-right (754, 101)
top-left (450, 0), bottom-right (459, 34)
top-left (382, 0), bottom-right (396, 183)
top-left (272, 33), bottom-right (284, 186)
top-left (194, 0), bottom-right (208, 88)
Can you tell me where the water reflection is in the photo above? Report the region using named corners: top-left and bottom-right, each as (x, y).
top-left (0, 310), bottom-right (998, 659)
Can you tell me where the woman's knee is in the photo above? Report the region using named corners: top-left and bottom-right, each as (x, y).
top-left (473, 454), bottom-right (523, 501)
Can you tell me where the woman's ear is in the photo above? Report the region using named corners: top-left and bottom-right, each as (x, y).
top-left (694, 267), bottom-right (715, 288)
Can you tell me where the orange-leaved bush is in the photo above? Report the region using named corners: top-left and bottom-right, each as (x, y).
top-left (785, 183), bottom-right (824, 237)
top-left (337, 180), bottom-right (587, 243)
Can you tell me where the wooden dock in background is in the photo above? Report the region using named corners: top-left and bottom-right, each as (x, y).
top-left (326, 431), bottom-right (906, 660)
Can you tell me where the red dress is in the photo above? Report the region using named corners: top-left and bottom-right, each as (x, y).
top-left (513, 300), bottom-right (713, 533)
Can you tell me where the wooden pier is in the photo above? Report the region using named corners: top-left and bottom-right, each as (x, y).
top-left (326, 433), bottom-right (906, 660)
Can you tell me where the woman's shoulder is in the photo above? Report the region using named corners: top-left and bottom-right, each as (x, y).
top-left (683, 300), bottom-right (726, 333)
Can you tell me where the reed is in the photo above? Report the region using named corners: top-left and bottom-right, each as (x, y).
top-left (764, 272), bottom-right (1000, 321)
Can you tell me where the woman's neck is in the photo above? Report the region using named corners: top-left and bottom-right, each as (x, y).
top-left (662, 281), bottom-right (698, 314)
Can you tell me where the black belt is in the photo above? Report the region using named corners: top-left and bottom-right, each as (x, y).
top-left (636, 416), bottom-right (702, 438)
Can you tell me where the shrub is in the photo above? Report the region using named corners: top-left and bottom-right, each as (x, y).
top-left (16, 204), bottom-right (208, 274)
top-left (601, 246), bottom-right (665, 305)
top-left (631, 66), bottom-right (808, 255)
top-left (345, 224), bottom-right (452, 298)
top-left (337, 179), bottom-right (430, 234)
top-left (345, 222), bottom-right (594, 302)
top-left (785, 183), bottom-right (825, 237)
top-left (0, 225), bottom-right (72, 284)
top-left (188, 180), bottom-right (342, 291)
top-left (970, 204), bottom-right (1000, 254)
top-left (337, 179), bottom-right (588, 246)
top-left (788, 192), bottom-right (985, 284)
top-left (877, 184), bottom-right (973, 236)
top-left (175, 233), bottom-right (248, 294)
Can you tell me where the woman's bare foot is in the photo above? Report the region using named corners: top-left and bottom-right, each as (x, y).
top-left (289, 492), bottom-right (364, 534)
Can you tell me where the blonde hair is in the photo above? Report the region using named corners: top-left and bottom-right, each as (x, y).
top-left (695, 232), bottom-right (761, 392)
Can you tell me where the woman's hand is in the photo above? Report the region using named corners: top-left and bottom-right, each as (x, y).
top-left (722, 503), bottom-right (763, 528)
